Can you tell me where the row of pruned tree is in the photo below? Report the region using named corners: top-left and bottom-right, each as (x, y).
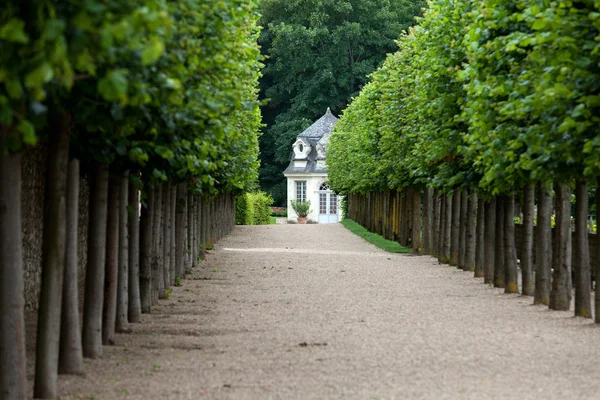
top-left (328, 0), bottom-right (600, 322)
top-left (0, 1), bottom-right (262, 399)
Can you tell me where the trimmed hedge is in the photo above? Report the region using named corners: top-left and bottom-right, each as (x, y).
top-left (235, 192), bottom-right (273, 225)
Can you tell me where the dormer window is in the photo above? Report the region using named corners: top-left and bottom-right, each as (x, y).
top-left (298, 143), bottom-right (304, 153)
top-left (293, 139), bottom-right (311, 160)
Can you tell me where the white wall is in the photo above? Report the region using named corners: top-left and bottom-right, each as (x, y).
top-left (286, 173), bottom-right (343, 223)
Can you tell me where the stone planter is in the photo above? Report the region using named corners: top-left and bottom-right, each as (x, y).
top-left (297, 217), bottom-right (308, 224)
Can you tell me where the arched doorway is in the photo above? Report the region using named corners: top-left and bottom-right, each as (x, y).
top-left (318, 182), bottom-right (338, 223)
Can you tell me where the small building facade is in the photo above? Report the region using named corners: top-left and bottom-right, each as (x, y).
top-left (283, 108), bottom-right (342, 223)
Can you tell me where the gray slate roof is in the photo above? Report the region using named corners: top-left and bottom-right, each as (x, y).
top-left (284, 108), bottom-right (338, 175)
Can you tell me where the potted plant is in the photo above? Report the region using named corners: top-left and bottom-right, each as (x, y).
top-left (290, 200), bottom-right (311, 224)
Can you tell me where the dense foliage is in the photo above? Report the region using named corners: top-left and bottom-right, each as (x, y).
top-left (1, 0), bottom-right (262, 192)
top-left (257, 0), bottom-right (425, 205)
top-left (235, 192), bottom-right (273, 225)
top-left (328, 0), bottom-right (600, 196)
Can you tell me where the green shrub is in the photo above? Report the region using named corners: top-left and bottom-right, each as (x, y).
top-left (290, 200), bottom-right (311, 218)
top-left (235, 192), bottom-right (273, 225)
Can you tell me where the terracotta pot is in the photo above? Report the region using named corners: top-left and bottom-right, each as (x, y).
top-left (297, 217), bottom-right (308, 224)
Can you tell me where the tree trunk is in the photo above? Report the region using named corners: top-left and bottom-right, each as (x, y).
top-left (152, 184), bottom-right (164, 302)
top-left (102, 176), bottom-right (120, 345)
top-left (494, 196), bottom-right (505, 288)
top-left (0, 130), bottom-right (27, 399)
top-left (127, 182), bottom-right (141, 323)
top-left (432, 190), bottom-right (440, 258)
top-left (450, 191), bottom-right (460, 266)
top-left (116, 173), bottom-right (129, 332)
top-left (197, 196), bottom-right (205, 260)
top-left (437, 193), bottom-right (445, 262)
top-left (162, 182), bottom-right (171, 296)
top-left (411, 188), bottom-right (422, 255)
top-left (534, 184), bottom-right (552, 305)
top-left (521, 184), bottom-right (535, 296)
top-left (139, 184), bottom-right (154, 313)
top-left (474, 197), bottom-right (485, 278)
top-left (550, 183), bottom-right (572, 310)
top-left (58, 159), bottom-right (83, 375)
top-left (443, 194), bottom-right (452, 263)
top-left (82, 163), bottom-right (109, 358)
top-left (484, 198), bottom-right (496, 284)
top-left (504, 193), bottom-right (518, 293)
top-left (34, 113), bottom-right (70, 398)
top-left (574, 179), bottom-right (591, 318)
top-left (458, 191), bottom-right (468, 269)
top-left (465, 192), bottom-right (477, 272)
top-left (170, 184), bottom-right (177, 286)
top-left (175, 183), bottom-right (186, 279)
top-left (189, 193), bottom-right (196, 269)
top-left (423, 187), bottom-right (433, 254)
top-left (596, 178), bottom-right (600, 323)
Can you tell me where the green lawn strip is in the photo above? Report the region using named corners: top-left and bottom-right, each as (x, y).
top-left (341, 219), bottom-right (411, 253)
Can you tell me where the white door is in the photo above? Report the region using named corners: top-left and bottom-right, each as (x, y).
top-left (317, 183), bottom-right (338, 224)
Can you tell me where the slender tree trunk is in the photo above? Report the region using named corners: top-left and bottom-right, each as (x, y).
top-left (170, 184), bottom-right (177, 286)
top-left (450, 191), bottom-right (460, 266)
top-left (534, 184), bottom-right (552, 305)
top-left (432, 190), bottom-right (440, 258)
top-left (550, 183), bottom-right (572, 310)
top-left (484, 198), bottom-right (496, 284)
top-left (443, 195), bottom-right (452, 263)
top-left (82, 163), bottom-right (109, 358)
top-left (152, 184), bottom-right (164, 302)
top-left (175, 183), bottom-right (186, 279)
top-left (139, 185), bottom-right (154, 313)
top-left (474, 197), bottom-right (485, 278)
top-left (521, 184), bottom-right (535, 296)
top-left (102, 176), bottom-right (120, 345)
top-left (0, 129), bottom-right (26, 399)
top-left (437, 194), bottom-right (446, 262)
top-left (596, 178), bottom-right (600, 322)
top-left (458, 191), bottom-right (468, 269)
top-left (465, 192), bottom-right (477, 272)
top-left (34, 114), bottom-right (70, 398)
top-left (504, 193), bottom-right (518, 293)
top-left (127, 183), bottom-right (141, 322)
top-left (116, 173), bottom-right (129, 332)
top-left (494, 196), bottom-right (505, 288)
top-left (197, 196), bottom-right (205, 260)
top-left (574, 179), bottom-right (591, 318)
top-left (189, 193), bottom-right (197, 269)
top-left (58, 159), bottom-right (83, 375)
top-left (411, 188), bottom-right (422, 255)
top-left (423, 188), bottom-right (433, 254)
top-left (162, 182), bottom-right (171, 296)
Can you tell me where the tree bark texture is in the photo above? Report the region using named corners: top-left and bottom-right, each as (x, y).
top-left (116, 173), bottom-right (129, 332)
top-left (58, 159), bottom-right (83, 375)
top-left (432, 190), bottom-right (441, 258)
top-left (152, 184), bottom-right (164, 302)
top-left (411, 188), bottom-right (422, 255)
top-left (574, 179), bottom-right (591, 318)
top-left (139, 185), bottom-right (154, 313)
top-left (127, 183), bottom-right (141, 323)
top-left (458, 191), bottom-right (467, 269)
top-left (494, 196), bottom-right (505, 288)
top-left (423, 188), bottom-right (433, 254)
top-left (82, 163), bottom-right (109, 358)
top-left (170, 184), bottom-right (177, 286)
top-left (0, 131), bottom-right (27, 399)
top-left (503, 194), bottom-right (518, 294)
top-left (34, 114), bottom-right (70, 399)
top-left (162, 182), bottom-right (171, 296)
top-left (175, 183), bottom-right (186, 279)
top-left (596, 178), bottom-right (600, 323)
top-left (474, 197), bottom-right (485, 278)
top-left (102, 176), bottom-right (120, 345)
top-left (484, 198), bottom-right (496, 284)
top-left (442, 195), bottom-right (452, 263)
top-left (450, 191), bottom-right (461, 266)
top-left (534, 184), bottom-right (552, 305)
top-left (521, 184), bottom-right (535, 296)
top-left (465, 192), bottom-right (477, 272)
top-left (550, 183), bottom-right (572, 311)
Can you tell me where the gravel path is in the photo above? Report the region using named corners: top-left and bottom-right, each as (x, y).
top-left (58, 224), bottom-right (600, 399)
